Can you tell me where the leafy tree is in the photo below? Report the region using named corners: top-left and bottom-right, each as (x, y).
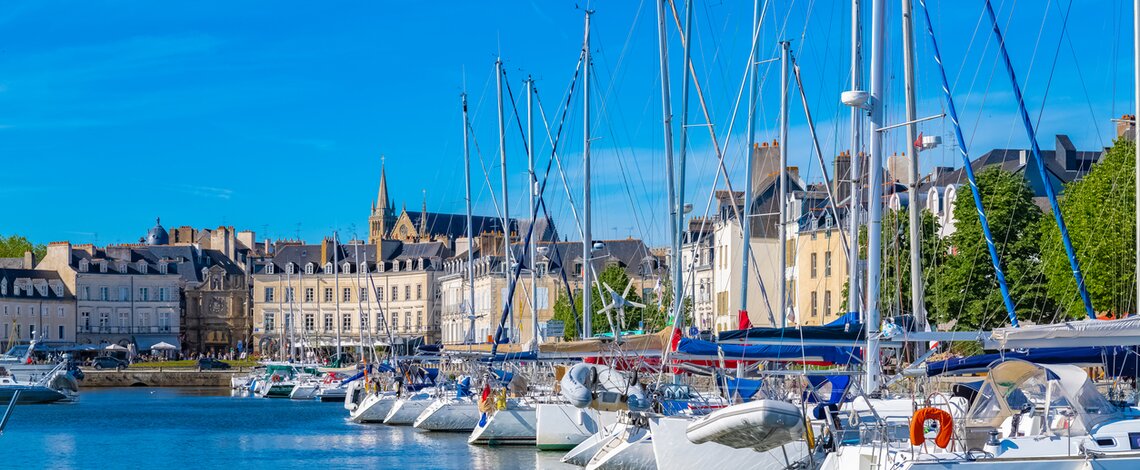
top-left (642, 273), bottom-right (692, 332)
top-left (1040, 137), bottom-right (1136, 318)
top-left (0, 235), bottom-right (45, 263)
top-left (935, 167), bottom-right (1052, 329)
top-left (549, 263), bottom-right (652, 339)
top-left (838, 210), bottom-right (942, 318)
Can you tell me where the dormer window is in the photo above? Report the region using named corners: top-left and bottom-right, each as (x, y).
top-left (536, 262), bottom-right (548, 277)
top-left (36, 284), bottom-right (47, 297)
top-left (51, 283), bottom-right (62, 297)
top-left (137, 260), bottom-right (147, 273)
top-left (286, 263), bottom-right (295, 275)
top-left (305, 263), bottom-right (314, 275)
top-left (266, 263), bottom-right (275, 275)
top-left (323, 262), bottom-right (332, 274)
top-left (158, 263), bottom-right (169, 274)
top-left (99, 261), bottom-right (107, 273)
top-left (79, 259), bottom-right (89, 272)
top-left (378, 261), bottom-right (386, 273)
top-left (343, 262), bottom-right (352, 273)
top-left (0, 279), bottom-right (6, 296)
top-left (359, 261), bottom-right (367, 273)
top-left (393, 260), bottom-right (400, 272)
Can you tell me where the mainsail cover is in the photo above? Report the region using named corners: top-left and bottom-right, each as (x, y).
top-left (987, 316), bottom-right (1140, 349)
top-left (926, 346), bottom-right (1139, 377)
top-left (674, 338), bottom-right (862, 365)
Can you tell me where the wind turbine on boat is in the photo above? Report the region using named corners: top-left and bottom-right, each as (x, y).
top-left (600, 281), bottom-right (647, 335)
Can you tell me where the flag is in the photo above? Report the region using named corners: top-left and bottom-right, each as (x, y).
top-left (913, 132), bottom-right (924, 149)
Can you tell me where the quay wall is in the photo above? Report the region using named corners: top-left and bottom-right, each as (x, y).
top-left (80, 369), bottom-right (245, 388)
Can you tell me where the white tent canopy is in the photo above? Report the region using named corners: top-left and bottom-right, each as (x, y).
top-left (149, 342), bottom-right (177, 351)
top-left (986, 316), bottom-right (1140, 349)
top-left (104, 344), bottom-right (128, 351)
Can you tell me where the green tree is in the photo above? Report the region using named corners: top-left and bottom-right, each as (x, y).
top-left (641, 274), bottom-right (693, 332)
top-left (549, 264), bottom-right (652, 339)
top-left (1040, 138), bottom-right (1136, 318)
top-left (838, 209), bottom-right (943, 318)
top-left (0, 234), bottom-right (46, 263)
top-left (935, 167), bottom-right (1052, 329)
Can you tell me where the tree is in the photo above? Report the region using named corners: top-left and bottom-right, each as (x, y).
top-left (838, 209), bottom-right (943, 318)
top-left (1040, 137), bottom-right (1136, 318)
top-left (0, 234), bottom-right (46, 262)
top-left (641, 274), bottom-right (692, 332)
top-left (934, 167), bottom-right (1052, 329)
top-left (549, 263), bottom-right (651, 339)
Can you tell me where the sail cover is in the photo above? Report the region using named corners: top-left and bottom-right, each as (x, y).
top-left (673, 338), bottom-right (862, 365)
top-left (987, 316), bottom-right (1140, 349)
top-left (926, 346), bottom-right (1140, 377)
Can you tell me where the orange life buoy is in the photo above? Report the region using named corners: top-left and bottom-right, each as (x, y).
top-left (910, 407), bottom-right (953, 448)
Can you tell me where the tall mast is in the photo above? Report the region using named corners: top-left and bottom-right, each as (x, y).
top-left (1135, 0), bottom-right (1139, 315)
top-left (527, 77), bottom-right (539, 346)
top-left (865, 0), bottom-right (886, 393)
top-left (581, 10), bottom-right (594, 339)
top-left (286, 270), bottom-right (293, 360)
top-left (778, 40), bottom-right (790, 327)
top-left (739, 0), bottom-right (762, 325)
top-left (462, 93), bottom-right (476, 344)
top-left (676, 0), bottom-right (694, 327)
top-left (496, 58), bottom-right (513, 341)
top-left (333, 232), bottom-right (342, 358)
top-left (847, 0), bottom-right (863, 321)
top-left (901, 0), bottom-right (925, 339)
top-left (657, 0), bottom-right (680, 328)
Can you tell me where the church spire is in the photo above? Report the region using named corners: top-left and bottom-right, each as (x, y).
top-left (376, 157), bottom-right (390, 215)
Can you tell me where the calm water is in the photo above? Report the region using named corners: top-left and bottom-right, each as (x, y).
top-left (2, 387), bottom-right (573, 469)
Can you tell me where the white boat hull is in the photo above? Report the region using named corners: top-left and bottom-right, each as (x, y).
top-left (290, 383), bottom-right (320, 400)
top-left (585, 420), bottom-right (655, 470)
top-left (562, 423), bottom-right (620, 467)
top-left (413, 397), bottom-right (481, 432)
top-left (650, 415), bottom-right (807, 470)
top-left (686, 399), bottom-right (804, 452)
top-left (468, 403), bottom-right (537, 446)
top-left (349, 391), bottom-right (398, 423)
top-left (537, 403), bottom-right (617, 451)
top-left (383, 394), bottom-right (433, 425)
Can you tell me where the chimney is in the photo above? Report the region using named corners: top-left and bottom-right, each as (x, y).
top-left (1019, 149), bottom-right (1028, 167)
top-left (1055, 134), bottom-right (1077, 171)
top-left (320, 237), bottom-right (334, 264)
top-left (23, 251), bottom-right (35, 269)
top-left (1117, 114), bottom-right (1136, 141)
top-left (834, 151), bottom-right (852, 204)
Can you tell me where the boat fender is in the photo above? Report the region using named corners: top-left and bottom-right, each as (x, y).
top-left (910, 407), bottom-right (953, 448)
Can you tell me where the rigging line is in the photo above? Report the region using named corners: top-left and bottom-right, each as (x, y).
top-left (1028, 0), bottom-right (1072, 132)
top-left (588, 69), bottom-right (655, 245)
top-left (1060, 14), bottom-right (1107, 149)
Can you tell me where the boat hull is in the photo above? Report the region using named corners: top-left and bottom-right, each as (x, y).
top-left (413, 398), bottom-right (481, 432)
top-left (468, 404), bottom-right (537, 446)
top-left (650, 415), bottom-right (807, 470)
top-left (0, 386), bottom-right (68, 404)
top-left (537, 403), bottom-right (617, 451)
top-left (350, 392), bottom-right (398, 423)
top-left (383, 395), bottom-right (432, 425)
top-left (585, 420), bottom-right (655, 470)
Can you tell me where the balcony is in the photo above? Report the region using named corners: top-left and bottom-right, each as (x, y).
top-left (77, 326), bottom-right (178, 334)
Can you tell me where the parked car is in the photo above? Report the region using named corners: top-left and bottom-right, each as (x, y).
top-left (91, 356), bottom-right (128, 370)
top-left (197, 358), bottom-right (231, 370)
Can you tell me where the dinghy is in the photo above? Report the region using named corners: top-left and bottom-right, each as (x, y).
top-left (686, 399), bottom-right (804, 452)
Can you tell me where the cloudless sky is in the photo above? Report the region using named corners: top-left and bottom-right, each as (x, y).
top-left (0, 0), bottom-right (1133, 247)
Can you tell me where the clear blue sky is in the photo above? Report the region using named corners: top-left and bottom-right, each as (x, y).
top-left (0, 0), bottom-right (1132, 247)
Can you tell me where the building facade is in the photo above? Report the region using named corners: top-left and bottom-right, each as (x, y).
top-left (0, 268), bottom-right (76, 347)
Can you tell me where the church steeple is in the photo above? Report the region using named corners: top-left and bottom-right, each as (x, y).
top-left (369, 159), bottom-right (396, 244)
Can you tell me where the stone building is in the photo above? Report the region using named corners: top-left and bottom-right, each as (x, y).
top-left (0, 268), bottom-right (75, 347)
top-left (251, 238), bottom-right (448, 356)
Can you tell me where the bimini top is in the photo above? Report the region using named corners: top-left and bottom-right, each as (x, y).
top-left (963, 360), bottom-right (1121, 435)
top-left (987, 315), bottom-right (1140, 349)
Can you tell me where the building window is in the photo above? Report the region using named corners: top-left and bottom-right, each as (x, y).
top-left (304, 313), bottom-right (314, 332)
top-left (824, 251), bottom-right (832, 277)
top-left (58, 325), bottom-right (65, 340)
top-left (404, 312), bottom-right (412, 331)
top-left (323, 263), bottom-right (332, 274)
top-left (119, 312), bottom-right (129, 328)
top-left (811, 291), bottom-right (818, 317)
top-left (139, 287), bottom-right (149, 301)
top-left (404, 285), bottom-right (411, 301)
top-left (343, 287), bottom-right (351, 302)
top-left (810, 253), bottom-right (818, 279)
top-left (416, 284), bottom-right (423, 300)
top-left (342, 313), bottom-right (352, 332)
top-left (323, 288), bottom-right (333, 302)
top-left (266, 263), bottom-right (275, 275)
top-left (323, 314), bottom-right (333, 331)
top-left (392, 314), bottom-right (398, 330)
top-left (81, 286), bottom-right (90, 300)
top-left (79, 260), bottom-right (89, 272)
top-left (286, 263), bottom-right (294, 275)
top-left (416, 310), bottom-right (423, 329)
top-left (99, 287), bottom-right (109, 301)
top-left (360, 288), bottom-right (368, 302)
top-left (27, 324), bottom-right (34, 340)
top-left (824, 290), bottom-right (832, 317)
top-left (285, 287), bottom-right (295, 302)
top-left (304, 288), bottom-right (315, 303)
top-left (305, 264), bottom-right (314, 275)
top-left (159, 312), bottom-right (170, 331)
top-left (391, 286), bottom-right (398, 301)
top-left (360, 312), bottom-right (370, 329)
top-left (265, 312), bottom-right (275, 331)
top-left (118, 287), bottom-right (129, 301)
top-left (264, 287), bottom-right (275, 302)
top-left (158, 288), bottom-right (169, 301)
top-left (57, 307), bottom-right (64, 318)
top-left (376, 288), bottom-right (384, 302)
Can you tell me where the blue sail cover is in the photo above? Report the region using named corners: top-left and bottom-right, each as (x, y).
top-left (716, 324), bottom-right (865, 345)
top-left (719, 376), bottom-right (763, 401)
top-left (478, 350), bottom-right (540, 363)
top-left (926, 347), bottom-right (1140, 377)
top-left (676, 338), bottom-right (862, 365)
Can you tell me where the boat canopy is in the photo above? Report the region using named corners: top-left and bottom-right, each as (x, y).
top-left (987, 315), bottom-right (1140, 349)
top-left (719, 376), bottom-right (763, 401)
top-left (964, 360), bottom-right (1121, 435)
top-left (673, 337), bottom-right (862, 365)
top-left (927, 346), bottom-right (1140, 377)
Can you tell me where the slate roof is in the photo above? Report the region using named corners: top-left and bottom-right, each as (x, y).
top-left (254, 240), bottom-right (450, 275)
top-left (405, 212), bottom-right (518, 239)
top-left (0, 268), bottom-right (72, 299)
top-left (917, 135), bottom-right (1101, 198)
top-left (452, 238), bottom-right (665, 281)
top-left (70, 245), bottom-right (210, 284)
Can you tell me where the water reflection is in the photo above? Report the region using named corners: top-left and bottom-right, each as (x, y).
top-left (2, 388), bottom-right (576, 469)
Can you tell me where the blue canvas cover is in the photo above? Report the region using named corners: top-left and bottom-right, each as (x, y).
top-left (676, 337), bottom-right (862, 365)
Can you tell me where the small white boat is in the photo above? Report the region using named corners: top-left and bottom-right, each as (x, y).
top-left (383, 390), bottom-right (434, 425)
top-left (686, 399), bottom-right (804, 452)
top-left (349, 390), bottom-right (399, 423)
top-left (561, 422), bottom-right (622, 467)
top-left (536, 403), bottom-right (617, 451)
top-left (467, 398), bottom-right (537, 446)
top-left (413, 396), bottom-right (481, 432)
top-left (650, 415), bottom-right (808, 470)
top-left (583, 412), bottom-right (656, 470)
top-left (290, 381), bottom-right (320, 400)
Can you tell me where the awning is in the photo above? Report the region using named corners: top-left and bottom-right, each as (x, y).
top-left (135, 336), bottom-right (181, 351)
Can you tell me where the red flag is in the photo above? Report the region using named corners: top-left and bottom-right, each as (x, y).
top-left (913, 132), bottom-right (924, 149)
top-left (480, 382), bottom-right (491, 402)
top-left (737, 310), bottom-right (752, 330)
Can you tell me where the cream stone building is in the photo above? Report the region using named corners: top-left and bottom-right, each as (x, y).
top-left (0, 268), bottom-right (75, 347)
top-left (792, 210), bottom-right (850, 326)
top-left (251, 238), bottom-right (448, 356)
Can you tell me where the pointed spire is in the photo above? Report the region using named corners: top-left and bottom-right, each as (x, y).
top-left (376, 157), bottom-right (390, 214)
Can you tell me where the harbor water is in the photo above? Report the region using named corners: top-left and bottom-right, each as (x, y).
top-left (3, 388), bottom-right (573, 469)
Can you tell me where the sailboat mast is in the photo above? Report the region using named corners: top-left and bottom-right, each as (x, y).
top-left (581, 10), bottom-right (594, 339)
top-left (739, 0), bottom-right (761, 324)
top-left (676, 0), bottom-right (694, 328)
top-left (865, 0), bottom-right (886, 394)
top-left (527, 77), bottom-right (539, 345)
top-left (1134, 0), bottom-right (1139, 315)
top-left (333, 231), bottom-right (342, 358)
top-left (656, 0), bottom-right (680, 328)
top-left (847, 0), bottom-right (863, 320)
top-left (496, 58), bottom-right (513, 342)
top-left (462, 93), bottom-right (476, 344)
top-left (901, 0), bottom-right (925, 337)
top-left (778, 40), bottom-right (790, 328)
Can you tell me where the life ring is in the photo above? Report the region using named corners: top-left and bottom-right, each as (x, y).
top-left (910, 407), bottom-right (953, 448)
top-left (271, 375), bottom-right (283, 383)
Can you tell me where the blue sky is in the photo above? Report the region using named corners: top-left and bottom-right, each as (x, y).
top-left (0, 0), bottom-right (1133, 247)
